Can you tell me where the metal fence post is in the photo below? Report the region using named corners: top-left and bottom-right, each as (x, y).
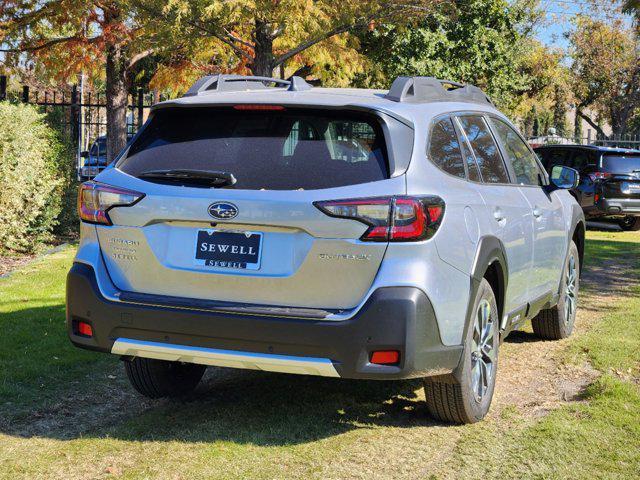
top-left (70, 84), bottom-right (80, 149)
top-left (0, 76), bottom-right (6, 101)
top-left (137, 87), bottom-right (144, 129)
top-left (22, 85), bottom-right (29, 103)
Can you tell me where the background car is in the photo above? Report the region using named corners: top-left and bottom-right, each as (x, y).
top-left (534, 145), bottom-right (640, 231)
top-left (78, 135), bottom-right (107, 180)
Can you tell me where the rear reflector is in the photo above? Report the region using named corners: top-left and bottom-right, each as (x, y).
top-left (78, 182), bottom-right (144, 225)
top-left (314, 196), bottom-right (445, 242)
top-left (74, 320), bottom-right (93, 338)
top-left (233, 104), bottom-right (286, 111)
top-left (370, 350), bottom-right (400, 365)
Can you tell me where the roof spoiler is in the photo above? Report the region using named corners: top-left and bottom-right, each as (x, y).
top-left (385, 76), bottom-right (494, 106)
top-left (183, 74), bottom-right (312, 97)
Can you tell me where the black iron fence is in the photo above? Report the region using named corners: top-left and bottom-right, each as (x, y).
top-left (0, 75), bottom-right (157, 169)
top-left (529, 133), bottom-right (640, 149)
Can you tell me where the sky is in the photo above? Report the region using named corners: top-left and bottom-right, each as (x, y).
top-left (535, 0), bottom-right (632, 49)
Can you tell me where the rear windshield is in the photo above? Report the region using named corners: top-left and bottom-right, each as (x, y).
top-left (601, 154), bottom-right (640, 173)
top-left (118, 107), bottom-right (389, 190)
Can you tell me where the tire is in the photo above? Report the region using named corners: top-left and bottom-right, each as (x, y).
top-left (124, 357), bottom-right (206, 399)
top-left (532, 240), bottom-right (580, 340)
top-left (424, 278), bottom-right (499, 424)
top-left (619, 216), bottom-right (640, 231)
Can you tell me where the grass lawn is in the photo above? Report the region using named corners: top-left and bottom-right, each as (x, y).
top-left (0, 230), bottom-right (638, 479)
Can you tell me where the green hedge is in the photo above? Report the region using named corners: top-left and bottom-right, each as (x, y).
top-left (0, 103), bottom-right (64, 254)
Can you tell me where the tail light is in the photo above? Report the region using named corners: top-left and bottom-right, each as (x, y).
top-left (78, 182), bottom-right (144, 225)
top-left (589, 172), bottom-right (611, 182)
top-left (314, 196), bottom-right (445, 242)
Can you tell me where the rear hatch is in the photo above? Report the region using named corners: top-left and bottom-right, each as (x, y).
top-left (599, 153), bottom-right (640, 199)
top-left (93, 106), bottom-right (409, 311)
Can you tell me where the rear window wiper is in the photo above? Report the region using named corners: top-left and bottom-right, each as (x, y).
top-left (138, 169), bottom-right (237, 188)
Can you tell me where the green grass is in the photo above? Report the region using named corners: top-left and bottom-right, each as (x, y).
top-left (0, 249), bottom-right (117, 420)
top-left (0, 231), bottom-right (639, 479)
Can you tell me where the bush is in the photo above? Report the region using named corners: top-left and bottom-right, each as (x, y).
top-left (0, 102), bottom-right (64, 254)
top-left (45, 107), bottom-right (80, 238)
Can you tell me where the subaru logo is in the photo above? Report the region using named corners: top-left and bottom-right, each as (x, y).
top-left (208, 202), bottom-right (239, 220)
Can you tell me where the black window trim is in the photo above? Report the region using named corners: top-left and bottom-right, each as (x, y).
top-left (452, 115), bottom-right (484, 183)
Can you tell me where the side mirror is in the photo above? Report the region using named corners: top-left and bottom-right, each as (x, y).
top-left (80, 150), bottom-right (89, 158)
top-left (550, 165), bottom-right (579, 190)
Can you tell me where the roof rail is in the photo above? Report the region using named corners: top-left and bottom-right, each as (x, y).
top-left (385, 76), bottom-right (493, 106)
top-left (183, 74), bottom-right (312, 97)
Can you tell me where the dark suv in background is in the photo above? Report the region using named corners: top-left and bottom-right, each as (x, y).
top-left (535, 145), bottom-right (640, 231)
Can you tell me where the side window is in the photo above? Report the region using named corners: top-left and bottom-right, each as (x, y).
top-left (547, 150), bottom-right (569, 172)
top-left (570, 150), bottom-right (590, 172)
top-left (458, 116), bottom-right (510, 184)
top-left (534, 150), bottom-right (548, 168)
top-left (490, 118), bottom-right (541, 186)
top-left (428, 117), bottom-right (466, 178)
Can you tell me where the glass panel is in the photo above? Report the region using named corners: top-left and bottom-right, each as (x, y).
top-left (428, 118), bottom-right (466, 178)
top-left (458, 116), bottom-right (510, 184)
top-left (491, 118), bottom-right (541, 186)
top-left (121, 107), bottom-right (389, 190)
top-left (601, 155), bottom-right (640, 173)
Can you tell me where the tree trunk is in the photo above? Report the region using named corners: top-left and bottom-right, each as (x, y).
top-left (250, 18), bottom-right (274, 77)
top-left (104, 7), bottom-right (129, 162)
top-left (576, 107), bottom-right (608, 140)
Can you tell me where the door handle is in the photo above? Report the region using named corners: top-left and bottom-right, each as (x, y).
top-left (493, 209), bottom-right (505, 222)
top-left (533, 207), bottom-right (542, 219)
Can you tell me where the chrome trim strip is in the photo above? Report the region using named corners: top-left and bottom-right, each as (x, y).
top-left (111, 338), bottom-right (340, 377)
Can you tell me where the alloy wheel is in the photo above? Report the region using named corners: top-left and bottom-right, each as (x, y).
top-left (470, 299), bottom-right (496, 403)
top-left (564, 255), bottom-right (578, 324)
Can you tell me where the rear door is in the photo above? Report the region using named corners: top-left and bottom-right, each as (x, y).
top-left (456, 115), bottom-right (534, 316)
top-left (489, 118), bottom-right (566, 300)
top-left (96, 106), bottom-right (406, 310)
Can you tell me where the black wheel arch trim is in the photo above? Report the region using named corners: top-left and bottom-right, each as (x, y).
top-left (448, 235), bottom-right (509, 381)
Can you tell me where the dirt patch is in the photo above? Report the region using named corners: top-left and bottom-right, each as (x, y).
top-left (0, 243), bottom-right (70, 278)
top-left (490, 250), bottom-right (638, 419)
top-left (0, 254), bottom-right (36, 277)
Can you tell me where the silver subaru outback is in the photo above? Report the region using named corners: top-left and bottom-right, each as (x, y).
top-left (67, 75), bottom-right (585, 424)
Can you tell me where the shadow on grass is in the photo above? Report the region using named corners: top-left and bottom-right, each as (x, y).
top-left (105, 368), bottom-right (437, 446)
top-left (1, 304), bottom-right (442, 445)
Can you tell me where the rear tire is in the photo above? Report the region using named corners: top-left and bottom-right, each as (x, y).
top-left (424, 278), bottom-right (499, 424)
top-left (619, 216), bottom-right (640, 231)
top-left (124, 357), bottom-right (206, 399)
top-left (532, 241), bottom-right (580, 340)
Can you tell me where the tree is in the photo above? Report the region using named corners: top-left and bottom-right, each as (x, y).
top-left (569, 15), bottom-right (640, 139)
top-left (623, 0), bottom-right (640, 16)
top-left (353, 0), bottom-right (543, 111)
top-left (0, 1), bottom-right (159, 161)
top-left (513, 39), bottom-right (569, 135)
top-left (133, 0), bottom-right (442, 86)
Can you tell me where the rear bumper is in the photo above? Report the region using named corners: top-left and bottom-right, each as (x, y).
top-left (66, 262), bottom-right (462, 380)
top-left (594, 197), bottom-right (640, 216)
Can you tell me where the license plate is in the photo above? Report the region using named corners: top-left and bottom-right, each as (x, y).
top-left (195, 230), bottom-right (263, 270)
